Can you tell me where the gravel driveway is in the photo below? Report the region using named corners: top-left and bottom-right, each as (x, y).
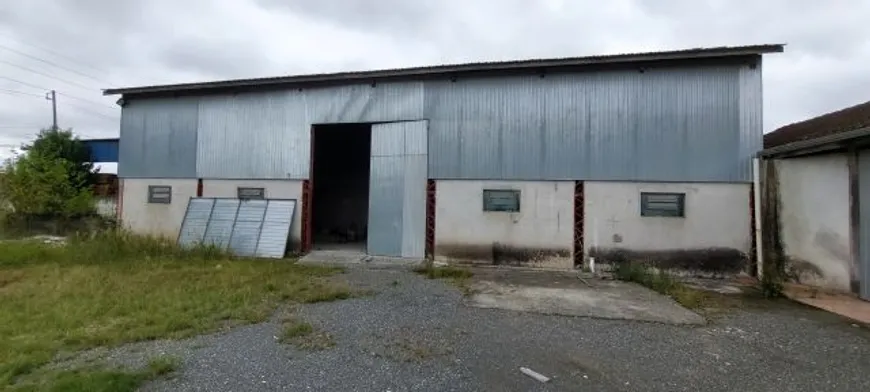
top-left (121, 266), bottom-right (870, 392)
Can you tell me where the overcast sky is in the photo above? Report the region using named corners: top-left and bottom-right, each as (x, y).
top-left (1, 0), bottom-right (869, 165)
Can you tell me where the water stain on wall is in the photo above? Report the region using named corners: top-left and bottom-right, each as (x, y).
top-left (435, 242), bottom-right (572, 269)
top-left (588, 246), bottom-right (748, 274)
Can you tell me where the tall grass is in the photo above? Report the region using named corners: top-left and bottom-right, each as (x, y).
top-left (0, 230), bottom-right (348, 391)
top-left (0, 230), bottom-right (227, 268)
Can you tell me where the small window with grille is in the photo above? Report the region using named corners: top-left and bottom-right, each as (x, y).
top-left (483, 189), bottom-right (520, 212)
top-left (148, 185), bottom-right (172, 204)
top-left (237, 187), bottom-right (265, 200)
top-left (640, 192), bottom-right (685, 217)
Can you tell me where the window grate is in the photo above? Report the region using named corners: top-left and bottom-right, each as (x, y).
top-left (640, 192), bottom-right (685, 217)
top-left (148, 185), bottom-right (172, 204)
top-left (483, 189), bottom-right (520, 212)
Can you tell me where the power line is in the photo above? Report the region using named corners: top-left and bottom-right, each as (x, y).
top-left (0, 75), bottom-right (46, 90)
top-left (60, 101), bottom-right (120, 121)
top-left (0, 88), bottom-right (44, 98)
top-left (57, 92), bottom-right (117, 111)
top-left (0, 76), bottom-right (117, 110)
top-left (1, 34), bottom-right (175, 86)
top-left (0, 34), bottom-right (120, 81)
top-left (0, 58), bottom-right (98, 91)
top-left (0, 43), bottom-right (117, 87)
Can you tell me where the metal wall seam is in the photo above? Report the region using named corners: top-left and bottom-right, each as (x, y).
top-left (118, 97), bottom-right (198, 178)
top-left (738, 63), bottom-right (764, 182)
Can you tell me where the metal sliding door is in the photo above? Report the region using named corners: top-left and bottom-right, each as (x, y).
top-left (367, 120), bottom-right (428, 258)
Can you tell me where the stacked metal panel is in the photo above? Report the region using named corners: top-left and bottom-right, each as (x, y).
top-left (177, 197), bottom-right (297, 259)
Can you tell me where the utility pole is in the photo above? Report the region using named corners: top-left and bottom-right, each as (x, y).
top-left (45, 90), bottom-right (57, 130)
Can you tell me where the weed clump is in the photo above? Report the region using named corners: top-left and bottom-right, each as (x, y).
top-left (279, 318), bottom-right (335, 351)
top-left (413, 265), bottom-right (473, 280)
top-left (612, 263), bottom-right (705, 309)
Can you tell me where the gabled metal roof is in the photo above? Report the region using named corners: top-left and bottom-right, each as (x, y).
top-left (104, 44), bottom-right (784, 97)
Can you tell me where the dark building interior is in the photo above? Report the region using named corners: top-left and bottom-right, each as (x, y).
top-left (310, 123), bottom-right (372, 249)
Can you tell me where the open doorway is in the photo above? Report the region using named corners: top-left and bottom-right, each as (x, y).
top-left (310, 123), bottom-right (372, 251)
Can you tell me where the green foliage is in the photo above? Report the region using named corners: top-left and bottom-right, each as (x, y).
top-left (23, 128), bottom-right (95, 185)
top-left (413, 265), bottom-right (474, 280)
top-left (0, 129), bottom-right (95, 219)
top-left (145, 356), bottom-right (180, 377)
top-left (0, 231), bottom-right (345, 390)
top-left (612, 263), bottom-right (705, 309)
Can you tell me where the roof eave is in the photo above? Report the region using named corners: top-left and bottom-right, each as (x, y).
top-left (759, 126), bottom-right (870, 159)
top-left (103, 44), bottom-right (784, 97)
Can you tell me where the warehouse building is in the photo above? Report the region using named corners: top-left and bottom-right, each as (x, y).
top-left (104, 44), bottom-right (783, 272)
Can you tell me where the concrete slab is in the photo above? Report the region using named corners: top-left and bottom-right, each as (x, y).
top-left (464, 269), bottom-right (706, 325)
top-left (784, 283), bottom-right (870, 326)
top-left (297, 250), bottom-right (423, 269)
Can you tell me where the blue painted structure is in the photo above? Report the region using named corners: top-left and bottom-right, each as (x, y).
top-left (82, 138), bottom-right (119, 163)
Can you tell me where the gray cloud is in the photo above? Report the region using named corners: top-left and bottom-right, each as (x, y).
top-left (1, 0), bottom-right (868, 164)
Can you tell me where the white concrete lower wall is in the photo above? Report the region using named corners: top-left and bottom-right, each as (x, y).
top-left (776, 154), bottom-right (852, 292)
top-left (434, 180), bottom-right (575, 269)
top-left (584, 181), bottom-right (751, 274)
top-left (201, 179), bottom-right (304, 250)
top-left (120, 178), bottom-right (198, 238)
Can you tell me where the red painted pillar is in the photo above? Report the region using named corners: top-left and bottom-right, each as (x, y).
top-left (425, 179), bottom-right (437, 259)
top-left (573, 181), bottom-right (585, 267)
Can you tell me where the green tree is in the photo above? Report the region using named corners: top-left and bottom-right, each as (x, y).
top-left (0, 129), bottom-right (95, 218)
top-left (23, 128), bottom-right (96, 186)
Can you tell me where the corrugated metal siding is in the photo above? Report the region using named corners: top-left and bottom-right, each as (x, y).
top-left (228, 200), bottom-right (267, 257)
top-left (255, 199), bottom-right (296, 258)
top-left (425, 66), bottom-right (747, 181)
top-left (738, 64), bottom-right (764, 182)
top-left (196, 91), bottom-right (309, 179)
top-left (178, 198), bottom-right (214, 246)
top-left (118, 98), bottom-right (198, 178)
top-left (858, 150), bottom-right (870, 300)
top-left (202, 198), bottom-right (240, 248)
top-left (121, 64), bottom-right (759, 182)
top-left (194, 82), bottom-right (424, 179)
top-left (368, 120), bottom-right (428, 258)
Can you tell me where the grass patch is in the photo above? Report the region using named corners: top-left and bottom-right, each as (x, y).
top-left (145, 356), bottom-right (179, 377)
top-left (413, 264), bottom-right (473, 280)
top-left (280, 320), bottom-right (314, 341)
top-left (278, 318), bottom-right (335, 351)
top-left (0, 231), bottom-right (345, 389)
top-left (413, 264), bottom-right (475, 296)
top-left (612, 263), bottom-right (706, 309)
top-left (10, 355), bottom-right (181, 392)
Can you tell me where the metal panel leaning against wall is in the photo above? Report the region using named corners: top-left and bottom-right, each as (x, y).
top-left (424, 65), bottom-right (749, 182)
top-left (118, 97), bottom-right (198, 178)
top-left (195, 82), bottom-right (425, 180)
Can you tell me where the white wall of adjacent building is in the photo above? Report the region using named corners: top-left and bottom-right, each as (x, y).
top-left (775, 154), bottom-right (852, 291)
